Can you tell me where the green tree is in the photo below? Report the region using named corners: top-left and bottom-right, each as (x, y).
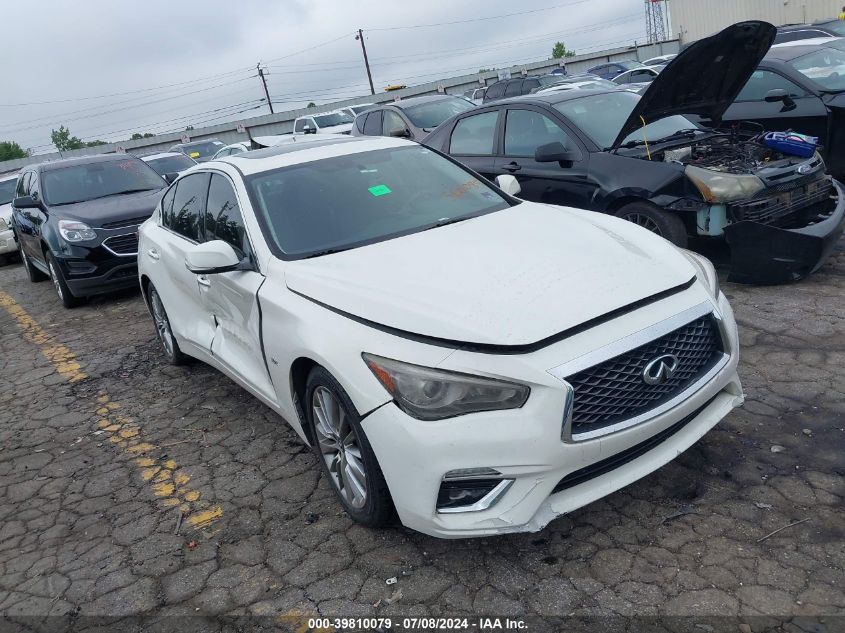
top-left (552, 41), bottom-right (576, 58)
top-left (0, 141), bottom-right (27, 161)
top-left (130, 132), bottom-right (155, 140)
top-left (51, 125), bottom-right (85, 151)
top-left (307, 102), bottom-right (316, 108)
top-left (478, 68), bottom-right (494, 74)
top-left (85, 140), bottom-right (107, 147)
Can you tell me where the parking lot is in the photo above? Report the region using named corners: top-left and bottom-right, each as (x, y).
top-left (0, 239), bottom-right (842, 627)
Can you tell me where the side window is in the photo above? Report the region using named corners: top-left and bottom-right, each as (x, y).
top-left (28, 172), bottom-right (40, 199)
top-left (166, 173), bottom-right (209, 241)
top-left (736, 70), bottom-right (807, 102)
top-left (485, 82), bottom-right (506, 100)
top-left (159, 184), bottom-right (176, 226)
top-left (504, 109), bottom-right (575, 158)
top-left (16, 173), bottom-right (31, 198)
top-left (522, 79), bottom-right (540, 94)
top-left (294, 119), bottom-right (307, 133)
top-left (229, 146), bottom-right (244, 155)
top-left (355, 113), bottom-right (368, 134)
top-left (363, 110), bottom-right (382, 135)
top-left (613, 71), bottom-right (630, 84)
top-left (205, 174), bottom-right (249, 258)
top-left (383, 110), bottom-right (406, 136)
top-left (449, 111), bottom-right (499, 155)
top-left (504, 80), bottom-right (523, 97)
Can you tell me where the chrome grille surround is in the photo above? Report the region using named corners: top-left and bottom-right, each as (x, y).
top-left (102, 232), bottom-right (139, 256)
top-left (548, 302), bottom-right (731, 442)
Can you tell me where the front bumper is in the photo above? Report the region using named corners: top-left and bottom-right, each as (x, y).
top-left (361, 292), bottom-right (743, 539)
top-left (54, 245), bottom-right (139, 298)
top-left (0, 228), bottom-right (18, 256)
top-left (724, 179), bottom-right (845, 284)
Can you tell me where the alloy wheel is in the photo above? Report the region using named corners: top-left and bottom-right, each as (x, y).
top-left (150, 291), bottom-right (175, 358)
top-left (311, 386), bottom-right (368, 509)
top-left (48, 260), bottom-right (64, 301)
top-left (622, 213), bottom-right (661, 235)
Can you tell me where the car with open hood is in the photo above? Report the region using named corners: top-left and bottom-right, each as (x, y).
top-left (424, 21), bottom-right (845, 285)
top-left (137, 134), bottom-right (742, 538)
top-left (12, 154), bottom-right (166, 307)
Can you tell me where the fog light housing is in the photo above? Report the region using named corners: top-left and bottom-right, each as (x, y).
top-left (436, 477), bottom-right (513, 514)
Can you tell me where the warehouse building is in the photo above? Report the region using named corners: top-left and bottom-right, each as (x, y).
top-left (669, 0), bottom-right (843, 43)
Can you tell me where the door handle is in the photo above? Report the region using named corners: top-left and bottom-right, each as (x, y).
top-left (197, 275), bottom-right (211, 288)
top-left (146, 248), bottom-right (160, 261)
top-left (502, 162), bottom-right (522, 172)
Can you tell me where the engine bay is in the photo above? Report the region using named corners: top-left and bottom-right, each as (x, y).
top-left (659, 134), bottom-right (804, 174)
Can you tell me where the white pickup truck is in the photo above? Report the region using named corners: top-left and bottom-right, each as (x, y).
top-left (293, 110), bottom-right (354, 135)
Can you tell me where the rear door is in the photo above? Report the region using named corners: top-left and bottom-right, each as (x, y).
top-left (718, 69), bottom-right (828, 140)
top-left (144, 172), bottom-right (216, 354)
top-left (446, 109), bottom-right (501, 181)
top-left (198, 173), bottom-right (275, 402)
top-left (498, 106), bottom-right (594, 209)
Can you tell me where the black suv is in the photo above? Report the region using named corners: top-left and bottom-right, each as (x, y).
top-left (482, 76), bottom-right (561, 103)
top-left (11, 154), bottom-right (165, 307)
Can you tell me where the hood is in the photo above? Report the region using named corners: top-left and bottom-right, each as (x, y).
top-left (284, 202), bottom-right (695, 348)
top-left (611, 21), bottom-right (776, 149)
top-left (53, 188), bottom-right (163, 228)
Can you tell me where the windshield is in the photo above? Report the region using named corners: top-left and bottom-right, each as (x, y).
top-left (818, 21), bottom-right (845, 36)
top-left (618, 60), bottom-right (645, 70)
top-left (314, 112), bottom-right (353, 127)
top-left (145, 154), bottom-right (195, 175)
top-left (789, 46), bottom-right (845, 91)
top-left (177, 141), bottom-right (223, 159)
top-left (402, 98), bottom-right (475, 128)
top-left (43, 158), bottom-right (164, 206)
top-left (0, 179), bottom-right (16, 205)
top-left (554, 91), bottom-right (698, 149)
top-left (246, 145), bottom-right (510, 258)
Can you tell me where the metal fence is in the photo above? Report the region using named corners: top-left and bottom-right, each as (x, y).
top-left (0, 40), bottom-right (680, 174)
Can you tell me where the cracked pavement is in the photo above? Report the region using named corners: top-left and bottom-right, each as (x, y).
top-left (0, 240), bottom-right (842, 630)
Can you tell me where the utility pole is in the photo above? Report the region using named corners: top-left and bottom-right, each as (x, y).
top-left (256, 63), bottom-right (274, 114)
top-left (355, 29), bottom-right (375, 95)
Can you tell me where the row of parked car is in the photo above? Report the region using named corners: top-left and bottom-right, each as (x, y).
top-left (0, 20), bottom-right (842, 538)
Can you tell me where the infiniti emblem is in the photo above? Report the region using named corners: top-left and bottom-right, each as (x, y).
top-left (642, 353), bottom-right (679, 385)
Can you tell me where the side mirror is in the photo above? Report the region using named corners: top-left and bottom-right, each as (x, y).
top-left (163, 172), bottom-right (179, 185)
top-left (495, 174), bottom-right (522, 197)
top-left (764, 88), bottom-right (797, 111)
top-left (534, 141), bottom-right (579, 164)
top-left (389, 128), bottom-right (411, 138)
top-left (185, 240), bottom-right (242, 275)
top-left (13, 195), bottom-right (40, 210)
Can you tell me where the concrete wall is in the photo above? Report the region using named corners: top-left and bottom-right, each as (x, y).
top-left (669, 0), bottom-right (842, 43)
top-left (0, 40), bottom-right (679, 174)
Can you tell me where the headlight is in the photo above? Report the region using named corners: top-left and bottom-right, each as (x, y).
top-left (58, 220), bottom-right (97, 242)
top-left (685, 165), bottom-right (765, 203)
top-left (681, 249), bottom-right (720, 298)
top-left (362, 353), bottom-right (530, 421)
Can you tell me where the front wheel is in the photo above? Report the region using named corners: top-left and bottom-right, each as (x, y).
top-left (305, 366), bottom-right (395, 528)
top-left (614, 201), bottom-right (688, 248)
top-left (47, 253), bottom-right (83, 309)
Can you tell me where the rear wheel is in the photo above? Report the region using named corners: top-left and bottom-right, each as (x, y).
top-left (615, 201), bottom-right (688, 248)
top-left (149, 285), bottom-right (189, 365)
top-left (21, 249), bottom-right (48, 282)
top-left (305, 366), bottom-right (395, 527)
top-left (47, 253), bottom-right (83, 309)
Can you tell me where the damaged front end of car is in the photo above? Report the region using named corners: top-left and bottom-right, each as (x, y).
top-left (666, 137), bottom-right (845, 284)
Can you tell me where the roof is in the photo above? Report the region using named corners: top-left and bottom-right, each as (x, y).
top-left (140, 152), bottom-right (186, 161)
top-left (764, 40), bottom-right (839, 60)
top-left (496, 87), bottom-right (628, 107)
top-left (29, 153), bottom-right (145, 173)
top-left (221, 136), bottom-right (411, 175)
top-left (391, 94), bottom-right (464, 109)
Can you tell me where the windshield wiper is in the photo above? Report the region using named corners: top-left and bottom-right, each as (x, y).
top-left (302, 246), bottom-right (354, 259)
top-left (53, 188), bottom-right (159, 205)
top-left (619, 128), bottom-right (701, 149)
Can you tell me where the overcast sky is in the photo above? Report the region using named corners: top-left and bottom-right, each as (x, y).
top-left (0, 0), bottom-right (650, 154)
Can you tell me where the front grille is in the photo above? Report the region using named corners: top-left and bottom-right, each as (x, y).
top-left (565, 316), bottom-right (722, 435)
top-left (103, 233), bottom-right (138, 255)
top-left (100, 216), bottom-right (149, 229)
top-left (731, 177), bottom-right (833, 226)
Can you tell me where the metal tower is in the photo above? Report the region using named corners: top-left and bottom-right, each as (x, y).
top-left (644, 0), bottom-right (668, 43)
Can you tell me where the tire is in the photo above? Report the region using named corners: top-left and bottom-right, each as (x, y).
top-left (20, 248), bottom-right (48, 282)
top-left (46, 252), bottom-right (84, 309)
top-left (614, 201), bottom-right (688, 248)
top-left (148, 285), bottom-right (189, 365)
top-left (305, 366), bottom-right (395, 528)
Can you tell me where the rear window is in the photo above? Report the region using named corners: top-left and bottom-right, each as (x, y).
top-left (485, 82), bottom-right (506, 100)
top-left (178, 141), bottom-right (224, 159)
top-left (505, 81), bottom-right (523, 97)
top-left (145, 154), bottom-right (196, 175)
top-left (401, 98), bottom-right (474, 129)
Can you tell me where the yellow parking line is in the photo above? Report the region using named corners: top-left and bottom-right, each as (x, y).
top-left (0, 290), bottom-right (87, 382)
top-left (0, 290), bottom-right (222, 530)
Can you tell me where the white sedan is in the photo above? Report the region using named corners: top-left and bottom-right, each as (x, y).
top-left (137, 136), bottom-right (743, 538)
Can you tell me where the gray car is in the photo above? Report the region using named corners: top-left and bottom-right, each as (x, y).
top-left (352, 95), bottom-right (474, 141)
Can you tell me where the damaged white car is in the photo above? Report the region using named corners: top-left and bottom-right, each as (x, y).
top-left (137, 135), bottom-right (743, 538)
